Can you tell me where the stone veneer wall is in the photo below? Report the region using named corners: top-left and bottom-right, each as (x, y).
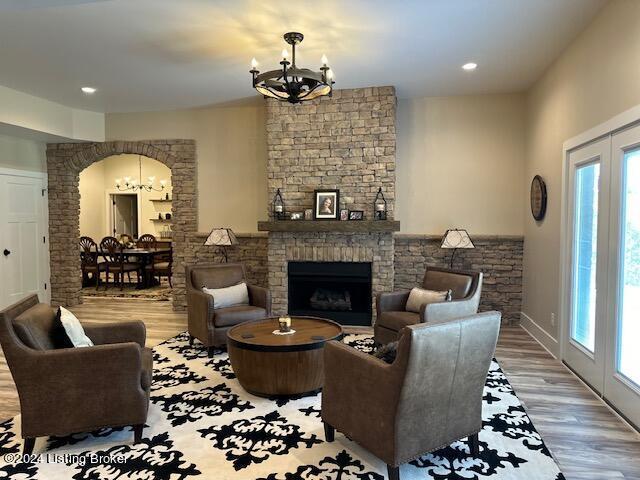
top-left (265, 86), bottom-right (396, 217)
top-left (213, 233), bottom-right (523, 323)
top-left (267, 233), bottom-right (394, 318)
top-left (394, 235), bottom-right (524, 323)
top-left (46, 140), bottom-right (197, 310)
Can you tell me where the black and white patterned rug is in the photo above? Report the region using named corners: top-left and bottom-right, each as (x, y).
top-left (0, 333), bottom-right (565, 479)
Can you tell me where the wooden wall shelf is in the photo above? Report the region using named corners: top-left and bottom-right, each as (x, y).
top-left (257, 220), bottom-right (400, 233)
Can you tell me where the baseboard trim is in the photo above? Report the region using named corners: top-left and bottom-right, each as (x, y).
top-left (519, 312), bottom-right (559, 359)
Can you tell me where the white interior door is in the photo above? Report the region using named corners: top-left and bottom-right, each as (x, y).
top-left (109, 193), bottom-right (139, 238)
top-left (0, 171), bottom-right (48, 309)
top-left (563, 138), bottom-right (610, 392)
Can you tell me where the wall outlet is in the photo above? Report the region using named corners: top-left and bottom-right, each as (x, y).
top-left (551, 313), bottom-right (556, 326)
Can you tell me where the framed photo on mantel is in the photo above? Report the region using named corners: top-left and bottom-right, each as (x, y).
top-left (313, 189), bottom-right (340, 220)
top-left (348, 210), bottom-right (364, 221)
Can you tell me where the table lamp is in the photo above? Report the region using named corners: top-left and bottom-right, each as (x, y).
top-left (440, 228), bottom-right (474, 269)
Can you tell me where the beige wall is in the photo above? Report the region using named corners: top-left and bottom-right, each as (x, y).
top-left (0, 133), bottom-right (46, 172)
top-left (79, 154), bottom-right (172, 240)
top-left (105, 100), bottom-right (267, 233)
top-left (397, 94), bottom-right (526, 235)
top-left (79, 159), bottom-right (105, 240)
top-left (523, 0), bottom-right (640, 350)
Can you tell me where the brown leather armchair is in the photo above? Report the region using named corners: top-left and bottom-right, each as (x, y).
top-left (186, 263), bottom-right (271, 357)
top-left (0, 295), bottom-right (152, 454)
top-left (322, 312), bottom-right (501, 480)
top-left (374, 266), bottom-right (482, 344)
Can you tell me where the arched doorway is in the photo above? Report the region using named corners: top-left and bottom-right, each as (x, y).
top-left (79, 154), bottom-right (173, 298)
top-left (46, 140), bottom-right (197, 310)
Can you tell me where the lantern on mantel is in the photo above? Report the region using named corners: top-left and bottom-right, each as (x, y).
top-left (374, 187), bottom-right (387, 220)
top-left (273, 188), bottom-right (286, 220)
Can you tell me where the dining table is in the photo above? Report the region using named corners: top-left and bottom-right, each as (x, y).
top-left (83, 246), bottom-right (171, 289)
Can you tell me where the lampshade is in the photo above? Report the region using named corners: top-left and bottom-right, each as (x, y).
top-left (204, 228), bottom-right (238, 246)
top-left (441, 229), bottom-right (475, 249)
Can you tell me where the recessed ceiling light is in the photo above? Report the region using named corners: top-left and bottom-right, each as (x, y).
top-left (81, 87), bottom-right (97, 94)
top-left (462, 63), bottom-right (478, 71)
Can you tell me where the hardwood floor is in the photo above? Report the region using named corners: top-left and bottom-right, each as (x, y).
top-left (0, 297), bottom-right (638, 478)
top-left (496, 326), bottom-right (640, 480)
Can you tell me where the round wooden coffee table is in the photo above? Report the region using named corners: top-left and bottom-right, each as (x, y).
top-left (227, 316), bottom-right (344, 397)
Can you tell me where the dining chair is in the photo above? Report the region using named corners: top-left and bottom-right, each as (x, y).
top-left (79, 236), bottom-right (106, 290)
top-left (145, 245), bottom-right (172, 287)
top-left (99, 236), bottom-right (141, 290)
top-left (137, 234), bottom-right (157, 249)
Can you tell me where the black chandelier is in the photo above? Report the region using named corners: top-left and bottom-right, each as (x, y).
top-left (250, 32), bottom-right (334, 104)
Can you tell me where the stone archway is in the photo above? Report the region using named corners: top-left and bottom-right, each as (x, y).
top-left (46, 140), bottom-right (197, 310)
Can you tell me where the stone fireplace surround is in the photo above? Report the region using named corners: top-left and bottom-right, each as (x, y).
top-left (266, 232), bottom-right (394, 320)
top-left (262, 86), bottom-right (399, 321)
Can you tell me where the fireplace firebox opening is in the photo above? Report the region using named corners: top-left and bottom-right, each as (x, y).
top-left (288, 261), bottom-right (372, 326)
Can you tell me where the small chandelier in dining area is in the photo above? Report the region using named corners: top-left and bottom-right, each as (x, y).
top-left (250, 32), bottom-right (335, 104)
top-left (115, 155), bottom-right (167, 192)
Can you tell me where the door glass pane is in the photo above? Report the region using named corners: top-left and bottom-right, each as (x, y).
top-left (618, 149), bottom-right (640, 384)
top-left (571, 162), bottom-right (600, 352)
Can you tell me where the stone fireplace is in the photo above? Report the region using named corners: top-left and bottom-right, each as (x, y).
top-left (261, 86), bottom-right (398, 323)
top-left (265, 231), bottom-right (395, 322)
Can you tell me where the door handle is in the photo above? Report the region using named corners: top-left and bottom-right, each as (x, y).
top-left (3, 249), bottom-right (10, 256)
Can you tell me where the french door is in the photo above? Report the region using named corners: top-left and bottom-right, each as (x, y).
top-left (565, 138), bottom-right (610, 392)
top-left (564, 125), bottom-right (640, 427)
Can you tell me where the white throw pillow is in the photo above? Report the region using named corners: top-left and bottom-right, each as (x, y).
top-left (58, 306), bottom-right (94, 347)
top-left (405, 288), bottom-right (452, 313)
top-left (203, 282), bottom-right (250, 309)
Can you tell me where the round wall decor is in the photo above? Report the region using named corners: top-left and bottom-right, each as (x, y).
top-left (530, 175), bottom-right (547, 221)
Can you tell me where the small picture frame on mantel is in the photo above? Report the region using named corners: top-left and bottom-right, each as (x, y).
top-left (313, 189), bottom-right (340, 220)
top-left (348, 210), bottom-right (364, 221)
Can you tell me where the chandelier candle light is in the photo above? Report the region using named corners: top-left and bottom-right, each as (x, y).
top-left (115, 155), bottom-right (167, 192)
top-left (250, 32), bottom-right (335, 104)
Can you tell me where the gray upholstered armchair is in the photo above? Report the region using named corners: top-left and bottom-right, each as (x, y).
top-left (0, 295), bottom-right (152, 454)
top-left (186, 263), bottom-right (271, 357)
top-left (374, 266), bottom-right (482, 344)
top-left (322, 312), bottom-right (501, 480)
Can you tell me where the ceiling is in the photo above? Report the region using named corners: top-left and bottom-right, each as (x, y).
top-left (0, 0), bottom-right (606, 113)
